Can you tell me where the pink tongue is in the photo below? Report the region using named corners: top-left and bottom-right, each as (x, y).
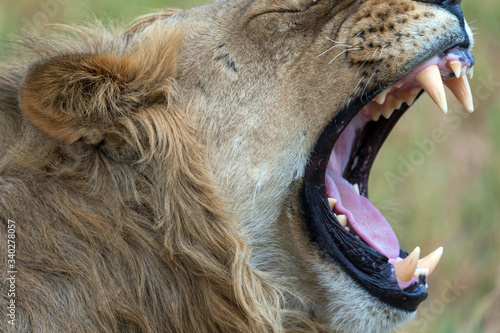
top-left (325, 171), bottom-right (400, 259)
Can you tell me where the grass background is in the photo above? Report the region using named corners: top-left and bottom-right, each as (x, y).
top-left (1, 1), bottom-right (498, 332)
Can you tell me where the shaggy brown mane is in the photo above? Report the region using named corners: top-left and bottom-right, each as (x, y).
top-left (0, 11), bottom-right (317, 333)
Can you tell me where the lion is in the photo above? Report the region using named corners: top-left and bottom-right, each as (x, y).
top-left (0, 0), bottom-right (475, 332)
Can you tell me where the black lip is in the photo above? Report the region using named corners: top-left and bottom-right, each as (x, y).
top-left (300, 95), bottom-right (428, 312)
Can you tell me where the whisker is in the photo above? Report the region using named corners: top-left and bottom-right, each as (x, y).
top-left (325, 36), bottom-right (345, 44)
top-left (329, 48), bottom-right (361, 64)
top-left (354, 74), bottom-right (367, 94)
top-left (357, 60), bottom-right (368, 75)
top-left (349, 30), bottom-right (364, 44)
top-left (360, 68), bottom-right (376, 103)
top-left (379, 44), bottom-right (387, 59)
top-left (317, 43), bottom-right (352, 57)
top-left (361, 57), bottom-right (389, 102)
top-left (391, 51), bottom-right (402, 66)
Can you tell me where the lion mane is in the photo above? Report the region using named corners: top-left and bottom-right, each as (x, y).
top-left (0, 10), bottom-right (304, 333)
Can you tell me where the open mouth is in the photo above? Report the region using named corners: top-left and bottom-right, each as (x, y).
top-left (301, 47), bottom-right (474, 312)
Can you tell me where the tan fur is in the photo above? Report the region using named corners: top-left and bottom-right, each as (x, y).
top-left (0, 1), bottom-right (470, 332)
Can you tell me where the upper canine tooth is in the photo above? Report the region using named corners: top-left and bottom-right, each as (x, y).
top-left (328, 198), bottom-right (338, 209)
top-left (448, 60), bottom-right (462, 78)
top-left (375, 87), bottom-right (391, 105)
top-left (415, 64), bottom-right (448, 114)
top-left (444, 75), bottom-right (474, 113)
top-left (353, 184), bottom-right (360, 195)
top-left (469, 66), bottom-right (474, 79)
top-left (337, 214), bottom-right (348, 228)
top-left (393, 247), bottom-right (420, 282)
top-left (418, 247), bottom-right (443, 275)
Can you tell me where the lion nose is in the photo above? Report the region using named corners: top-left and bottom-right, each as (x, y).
top-left (414, 0), bottom-right (461, 5)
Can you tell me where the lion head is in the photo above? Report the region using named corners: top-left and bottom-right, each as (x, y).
top-left (0, 0), bottom-right (474, 332)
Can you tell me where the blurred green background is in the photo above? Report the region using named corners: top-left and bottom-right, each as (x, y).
top-left (0, 1), bottom-right (498, 332)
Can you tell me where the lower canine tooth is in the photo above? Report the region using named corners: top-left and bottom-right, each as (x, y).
top-left (415, 64), bottom-right (448, 114)
top-left (393, 247), bottom-right (420, 282)
top-left (418, 247), bottom-right (443, 275)
top-left (337, 214), bottom-right (348, 228)
top-left (413, 267), bottom-right (430, 278)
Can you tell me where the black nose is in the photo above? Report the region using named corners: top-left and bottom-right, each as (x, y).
top-left (414, 0), bottom-right (461, 5)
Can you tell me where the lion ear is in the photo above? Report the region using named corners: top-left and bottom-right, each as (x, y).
top-left (20, 35), bottom-right (179, 144)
